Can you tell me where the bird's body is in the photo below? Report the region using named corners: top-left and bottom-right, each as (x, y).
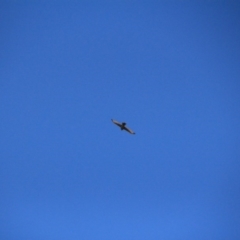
top-left (111, 119), bottom-right (135, 134)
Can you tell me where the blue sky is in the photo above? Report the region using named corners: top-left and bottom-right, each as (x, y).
top-left (1, 1), bottom-right (240, 239)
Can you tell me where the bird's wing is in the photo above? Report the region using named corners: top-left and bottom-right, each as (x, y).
top-left (123, 126), bottom-right (135, 134)
top-left (111, 119), bottom-right (122, 127)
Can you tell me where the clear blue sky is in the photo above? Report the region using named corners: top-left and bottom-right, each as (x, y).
top-left (1, 1), bottom-right (240, 239)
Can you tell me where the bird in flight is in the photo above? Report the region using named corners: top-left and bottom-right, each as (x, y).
top-left (111, 119), bottom-right (136, 134)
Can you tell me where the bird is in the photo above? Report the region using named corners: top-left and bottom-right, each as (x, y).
top-left (111, 119), bottom-right (136, 134)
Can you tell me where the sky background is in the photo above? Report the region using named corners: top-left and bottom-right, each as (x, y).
top-left (1, 1), bottom-right (240, 239)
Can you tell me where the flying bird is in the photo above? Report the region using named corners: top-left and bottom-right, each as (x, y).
top-left (111, 119), bottom-right (136, 134)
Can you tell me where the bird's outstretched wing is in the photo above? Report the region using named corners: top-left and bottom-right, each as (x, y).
top-left (123, 126), bottom-right (135, 134)
top-left (111, 119), bottom-right (122, 128)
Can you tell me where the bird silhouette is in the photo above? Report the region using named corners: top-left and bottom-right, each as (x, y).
top-left (111, 119), bottom-right (135, 134)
